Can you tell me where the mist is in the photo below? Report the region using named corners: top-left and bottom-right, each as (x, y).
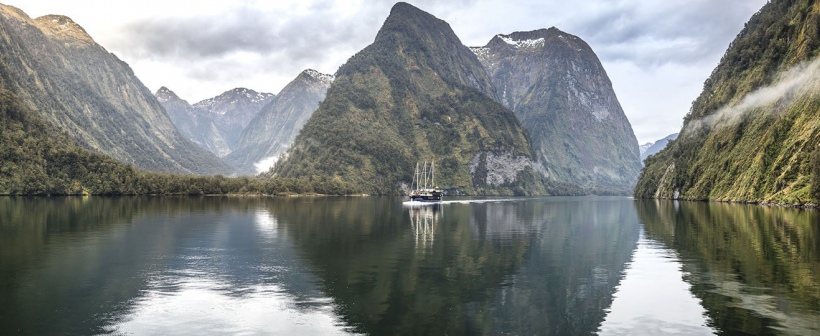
top-left (684, 57), bottom-right (820, 135)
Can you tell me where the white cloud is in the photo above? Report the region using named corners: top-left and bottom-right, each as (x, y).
top-left (684, 58), bottom-right (820, 135)
top-left (3, 0), bottom-right (767, 142)
top-left (254, 156), bottom-right (279, 175)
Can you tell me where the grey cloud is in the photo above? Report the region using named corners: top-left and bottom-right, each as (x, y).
top-left (112, 3), bottom-right (387, 67)
top-left (564, 0), bottom-right (765, 66)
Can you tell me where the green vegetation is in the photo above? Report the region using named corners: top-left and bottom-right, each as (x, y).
top-left (0, 89), bottom-right (357, 196)
top-left (812, 146), bottom-right (820, 200)
top-left (636, 0), bottom-right (820, 204)
top-left (273, 3), bottom-right (548, 196)
top-left (0, 6), bottom-right (230, 174)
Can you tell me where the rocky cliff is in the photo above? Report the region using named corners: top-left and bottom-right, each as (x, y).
top-left (471, 28), bottom-right (641, 193)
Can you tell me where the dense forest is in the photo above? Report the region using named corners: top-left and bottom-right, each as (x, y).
top-left (0, 88), bottom-right (357, 196)
top-left (635, 0), bottom-right (820, 204)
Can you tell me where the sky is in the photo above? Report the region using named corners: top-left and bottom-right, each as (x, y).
top-left (4, 0), bottom-right (766, 144)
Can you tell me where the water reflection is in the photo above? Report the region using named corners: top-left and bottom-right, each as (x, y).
top-left (600, 232), bottom-right (712, 335)
top-left (271, 197), bottom-right (641, 335)
top-left (3, 196), bottom-right (815, 335)
top-left (0, 197), bottom-right (349, 335)
top-left (406, 203), bottom-right (440, 250)
top-left (481, 197), bottom-right (642, 335)
top-left (636, 200), bottom-right (820, 335)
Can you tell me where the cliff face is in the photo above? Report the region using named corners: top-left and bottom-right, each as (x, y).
top-left (192, 88), bottom-right (275, 154)
top-left (273, 3), bottom-right (545, 195)
top-left (226, 70), bottom-right (331, 175)
top-left (156, 87), bottom-right (274, 157)
top-left (0, 5), bottom-right (230, 174)
top-left (635, 0), bottom-right (820, 204)
top-left (471, 28), bottom-right (641, 193)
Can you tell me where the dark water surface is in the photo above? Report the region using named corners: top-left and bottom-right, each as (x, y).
top-left (0, 196), bottom-right (817, 335)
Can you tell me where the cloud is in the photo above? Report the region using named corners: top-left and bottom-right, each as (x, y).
top-left (109, 0), bottom-right (768, 143)
top-left (3, 0), bottom-right (767, 142)
top-left (561, 0), bottom-right (765, 66)
top-left (254, 155), bottom-right (279, 174)
top-left (112, 6), bottom-right (374, 62)
top-left (684, 58), bottom-right (820, 135)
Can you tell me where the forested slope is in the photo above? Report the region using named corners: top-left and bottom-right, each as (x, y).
top-left (636, 0), bottom-right (820, 204)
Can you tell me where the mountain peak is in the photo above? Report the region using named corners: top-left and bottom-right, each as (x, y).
top-left (194, 88), bottom-right (275, 111)
top-left (33, 14), bottom-right (94, 44)
top-left (0, 4), bottom-right (30, 21)
top-left (484, 27), bottom-right (588, 52)
top-left (300, 69), bottom-right (335, 83)
top-left (155, 86), bottom-right (181, 103)
top-left (376, 1), bottom-right (455, 44)
top-left (389, 2), bottom-right (421, 15)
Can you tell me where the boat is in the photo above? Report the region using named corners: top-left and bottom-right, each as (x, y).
top-left (409, 161), bottom-right (442, 202)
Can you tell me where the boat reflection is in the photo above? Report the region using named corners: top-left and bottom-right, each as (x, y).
top-left (407, 203), bottom-right (441, 250)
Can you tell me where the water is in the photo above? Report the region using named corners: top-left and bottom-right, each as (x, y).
top-left (0, 196), bottom-right (817, 335)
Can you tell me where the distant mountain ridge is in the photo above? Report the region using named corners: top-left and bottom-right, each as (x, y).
top-left (471, 27), bottom-right (641, 193)
top-left (156, 87), bottom-right (274, 157)
top-left (226, 69), bottom-right (332, 175)
top-left (0, 4), bottom-right (230, 175)
top-left (272, 2), bottom-right (548, 195)
top-left (640, 133), bottom-right (677, 161)
top-left (639, 143), bottom-right (653, 155)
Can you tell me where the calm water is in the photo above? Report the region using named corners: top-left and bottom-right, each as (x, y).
top-left (0, 196), bottom-right (817, 335)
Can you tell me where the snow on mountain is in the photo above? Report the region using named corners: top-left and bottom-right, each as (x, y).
top-left (496, 34), bottom-right (545, 49)
top-left (639, 142), bottom-right (653, 155)
top-left (304, 69), bottom-right (335, 83)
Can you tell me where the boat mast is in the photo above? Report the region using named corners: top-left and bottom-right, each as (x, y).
top-left (412, 162), bottom-right (418, 191)
top-left (431, 160), bottom-right (435, 188)
top-left (422, 161), bottom-right (428, 189)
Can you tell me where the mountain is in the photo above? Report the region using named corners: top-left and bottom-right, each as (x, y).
top-left (0, 87), bottom-right (146, 194)
top-left (470, 28), bottom-right (641, 193)
top-left (226, 69), bottom-right (332, 175)
top-left (156, 87), bottom-right (274, 157)
top-left (635, 0), bottom-right (820, 204)
top-left (0, 5), bottom-right (230, 174)
top-left (272, 2), bottom-right (548, 195)
top-left (639, 142), bottom-right (653, 156)
top-left (156, 87), bottom-right (229, 157)
top-left (640, 133), bottom-right (678, 161)
top-left (193, 88), bottom-right (275, 151)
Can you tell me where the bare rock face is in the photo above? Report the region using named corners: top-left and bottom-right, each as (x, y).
top-left (156, 87), bottom-right (274, 157)
top-left (471, 28), bottom-right (641, 193)
top-left (225, 69), bottom-right (332, 175)
top-left (469, 151), bottom-right (532, 187)
top-left (0, 5), bottom-right (231, 174)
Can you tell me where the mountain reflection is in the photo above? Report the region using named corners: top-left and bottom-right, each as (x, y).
top-left (482, 197), bottom-right (642, 334)
top-left (271, 197), bottom-right (641, 335)
top-left (1, 196), bottom-right (646, 335)
top-left (0, 197), bottom-right (341, 335)
top-left (636, 200), bottom-right (820, 335)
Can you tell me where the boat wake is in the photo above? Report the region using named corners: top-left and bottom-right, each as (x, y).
top-left (402, 198), bottom-right (521, 206)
